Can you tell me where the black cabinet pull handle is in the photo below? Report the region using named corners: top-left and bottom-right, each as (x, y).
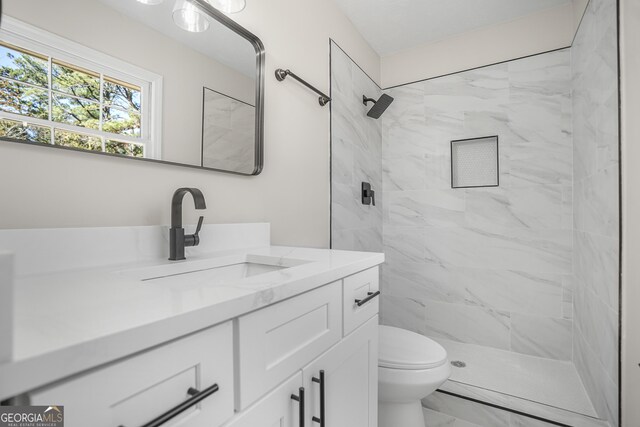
top-left (291, 387), bottom-right (305, 427)
top-left (355, 291), bottom-right (380, 307)
top-left (118, 383), bottom-right (219, 427)
top-left (312, 370), bottom-right (325, 427)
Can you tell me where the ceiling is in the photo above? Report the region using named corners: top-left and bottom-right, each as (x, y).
top-left (332, 0), bottom-right (572, 56)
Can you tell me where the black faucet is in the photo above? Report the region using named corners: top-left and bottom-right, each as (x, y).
top-left (169, 188), bottom-right (207, 261)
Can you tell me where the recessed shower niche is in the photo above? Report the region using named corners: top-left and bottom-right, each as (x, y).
top-left (450, 136), bottom-right (499, 189)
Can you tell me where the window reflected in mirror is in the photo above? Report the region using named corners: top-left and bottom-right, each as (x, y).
top-left (0, 42), bottom-right (147, 157)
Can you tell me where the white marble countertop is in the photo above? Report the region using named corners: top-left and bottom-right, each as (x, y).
top-left (0, 245), bottom-right (384, 400)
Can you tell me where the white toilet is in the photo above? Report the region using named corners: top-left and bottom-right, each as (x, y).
top-left (378, 325), bottom-right (451, 427)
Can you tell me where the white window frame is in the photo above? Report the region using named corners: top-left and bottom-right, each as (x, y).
top-left (0, 16), bottom-right (163, 158)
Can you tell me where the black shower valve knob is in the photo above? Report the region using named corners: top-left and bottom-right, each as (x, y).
top-left (362, 182), bottom-right (376, 206)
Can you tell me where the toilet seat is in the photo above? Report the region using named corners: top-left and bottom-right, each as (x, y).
top-left (379, 325), bottom-right (447, 370)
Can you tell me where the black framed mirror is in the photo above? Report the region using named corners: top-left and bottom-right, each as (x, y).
top-left (0, 0), bottom-right (265, 175)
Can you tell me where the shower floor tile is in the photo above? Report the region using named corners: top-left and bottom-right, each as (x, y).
top-left (436, 338), bottom-right (599, 418)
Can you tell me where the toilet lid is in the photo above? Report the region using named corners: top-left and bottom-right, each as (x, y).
top-left (379, 325), bottom-right (447, 370)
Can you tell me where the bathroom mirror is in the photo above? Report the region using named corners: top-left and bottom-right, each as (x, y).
top-left (0, 0), bottom-right (264, 175)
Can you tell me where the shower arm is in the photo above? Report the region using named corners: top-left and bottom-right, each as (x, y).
top-left (275, 68), bottom-right (332, 107)
top-left (363, 96), bottom-right (377, 105)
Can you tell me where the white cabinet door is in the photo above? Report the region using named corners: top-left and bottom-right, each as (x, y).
top-left (302, 316), bottom-right (378, 427)
top-left (223, 373), bottom-right (304, 427)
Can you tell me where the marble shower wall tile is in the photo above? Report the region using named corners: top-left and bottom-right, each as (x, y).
top-left (422, 226), bottom-right (571, 274)
top-left (330, 42), bottom-right (383, 252)
top-left (383, 261), bottom-right (563, 318)
top-left (384, 190), bottom-right (466, 228)
top-left (383, 226), bottom-right (426, 264)
top-left (464, 185), bottom-right (565, 232)
top-left (380, 294), bottom-right (426, 335)
top-left (574, 325), bottom-right (618, 426)
top-left (510, 313), bottom-right (572, 360)
top-left (574, 167), bottom-right (619, 238)
top-left (574, 283), bottom-right (619, 384)
top-left (571, 0), bottom-right (620, 425)
top-left (424, 300), bottom-right (511, 350)
top-left (381, 48), bottom-right (576, 363)
top-left (383, 155), bottom-right (428, 191)
top-left (573, 230), bottom-right (619, 310)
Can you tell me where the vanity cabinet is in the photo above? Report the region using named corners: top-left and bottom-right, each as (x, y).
top-left (21, 266), bottom-right (380, 427)
top-left (228, 267), bottom-right (379, 427)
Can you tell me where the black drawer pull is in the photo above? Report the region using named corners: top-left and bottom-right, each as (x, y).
top-left (118, 383), bottom-right (219, 427)
top-left (312, 370), bottom-right (325, 427)
top-left (354, 291), bottom-right (380, 307)
top-left (291, 387), bottom-right (306, 427)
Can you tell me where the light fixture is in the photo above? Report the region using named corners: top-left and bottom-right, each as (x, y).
top-left (173, 0), bottom-right (210, 32)
top-left (207, 0), bottom-right (246, 14)
top-left (136, 0), bottom-right (164, 5)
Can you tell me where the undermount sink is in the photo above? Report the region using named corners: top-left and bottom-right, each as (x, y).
top-left (118, 254), bottom-right (311, 284)
top-left (143, 262), bottom-right (286, 282)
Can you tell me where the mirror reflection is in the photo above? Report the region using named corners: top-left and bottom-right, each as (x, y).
top-left (0, 0), bottom-right (263, 175)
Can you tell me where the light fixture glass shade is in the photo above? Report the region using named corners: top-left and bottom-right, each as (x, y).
top-left (173, 0), bottom-right (210, 32)
top-left (136, 0), bottom-right (164, 4)
top-left (207, 0), bottom-right (246, 14)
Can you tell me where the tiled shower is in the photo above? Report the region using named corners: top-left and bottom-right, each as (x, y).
top-left (330, 0), bottom-right (619, 425)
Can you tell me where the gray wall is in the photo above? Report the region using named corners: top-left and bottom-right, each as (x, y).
top-left (330, 42), bottom-right (383, 253)
top-left (572, 0), bottom-right (619, 424)
top-left (380, 50), bottom-right (575, 361)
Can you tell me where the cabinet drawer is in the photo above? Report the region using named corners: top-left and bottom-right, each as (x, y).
top-left (343, 267), bottom-right (380, 336)
top-left (237, 281), bottom-right (342, 409)
top-left (30, 322), bottom-right (234, 427)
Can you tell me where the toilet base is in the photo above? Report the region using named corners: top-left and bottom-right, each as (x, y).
top-left (378, 400), bottom-right (425, 427)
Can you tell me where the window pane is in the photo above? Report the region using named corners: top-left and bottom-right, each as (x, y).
top-left (105, 140), bottom-right (144, 157)
top-left (0, 79), bottom-right (49, 119)
top-left (54, 129), bottom-right (102, 151)
top-left (103, 79), bottom-right (141, 111)
top-left (52, 61), bottom-right (100, 102)
top-left (0, 44), bottom-right (48, 87)
top-left (52, 94), bottom-right (100, 129)
top-left (0, 118), bottom-right (51, 144)
top-left (102, 106), bottom-right (141, 137)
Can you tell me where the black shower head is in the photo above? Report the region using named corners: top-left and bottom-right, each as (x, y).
top-left (363, 94), bottom-right (394, 119)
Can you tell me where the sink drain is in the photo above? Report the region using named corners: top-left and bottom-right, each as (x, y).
top-left (450, 360), bottom-right (466, 368)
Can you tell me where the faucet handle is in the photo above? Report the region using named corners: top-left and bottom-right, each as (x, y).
top-left (184, 216), bottom-right (204, 248)
top-left (194, 216), bottom-right (204, 238)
